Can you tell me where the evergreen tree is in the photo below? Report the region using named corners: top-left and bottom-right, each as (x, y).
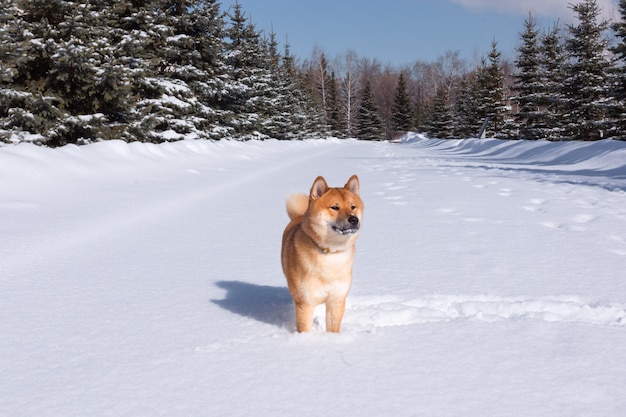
top-left (222, 2), bottom-right (270, 137)
top-left (427, 84), bottom-right (454, 138)
top-left (469, 58), bottom-right (493, 136)
top-left (610, 0), bottom-right (626, 138)
top-left (6, 1), bottom-right (125, 143)
top-left (254, 31), bottom-right (326, 139)
top-left (222, 8), bottom-right (327, 140)
top-left (0, 0), bottom-right (330, 144)
top-left (563, 0), bottom-right (616, 140)
top-left (451, 74), bottom-right (479, 138)
top-left (131, 0), bottom-right (228, 142)
top-left (0, 0), bottom-right (47, 143)
top-left (254, 31), bottom-right (291, 139)
top-left (0, 0), bottom-right (18, 86)
top-left (511, 14), bottom-right (544, 139)
top-left (356, 81), bottom-right (384, 140)
top-left (326, 72), bottom-right (345, 137)
top-left (0, 0), bottom-right (102, 145)
top-left (413, 95), bottom-right (426, 132)
top-left (103, 0), bottom-right (170, 142)
top-left (280, 41), bottom-right (329, 139)
top-left (538, 23), bottom-right (568, 140)
top-left (391, 72), bottom-right (414, 132)
top-left (1, 0), bottom-right (224, 144)
top-left (481, 40), bottom-right (508, 137)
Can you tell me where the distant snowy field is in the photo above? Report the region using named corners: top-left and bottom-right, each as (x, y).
top-left (2, 134), bottom-right (626, 416)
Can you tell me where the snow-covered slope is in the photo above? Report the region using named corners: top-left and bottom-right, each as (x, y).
top-left (2, 137), bottom-right (626, 416)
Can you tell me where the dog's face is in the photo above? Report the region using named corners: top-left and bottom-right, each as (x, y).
top-left (307, 175), bottom-right (363, 243)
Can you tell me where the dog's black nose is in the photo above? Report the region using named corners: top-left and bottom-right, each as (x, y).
top-left (348, 215), bottom-right (359, 226)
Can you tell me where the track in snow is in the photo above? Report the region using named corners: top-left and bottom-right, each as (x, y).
top-left (211, 280), bottom-right (626, 332)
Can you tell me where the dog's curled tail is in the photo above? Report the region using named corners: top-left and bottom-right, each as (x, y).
top-left (286, 193), bottom-right (309, 220)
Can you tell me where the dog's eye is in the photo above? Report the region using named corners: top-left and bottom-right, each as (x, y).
top-left (351, 205), bottom-right (356, 210)
top-left (330, 205), bottom-right (340, 211)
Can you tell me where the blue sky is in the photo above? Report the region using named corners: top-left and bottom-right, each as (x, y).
top-left (222, 0), bottom-right (619, 66)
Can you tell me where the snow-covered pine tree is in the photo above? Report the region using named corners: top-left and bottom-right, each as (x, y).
top-left (467, 58), bottom-right (493, 137)
top-left (610, 0), bottom-right (626, 139)
top-left (538, 23), bottom-right (568, 141)
top-left (253, 30), bottom-right (290, 139)
top-left (426, 83), bottom-right (454, 138)
top-left (129, 0), bottom-right (228, 142)
top-left (356, 80), bottom-right (384, 140)
top-left (280, 40), bottom-right (329, 139)
top-left (0, 0), bottom-right (55, 143)
top-left (0, 0), bottom-right (17, 89)
top-left (451, 74), bottom-right (479, 138)
top-left (0, 0), bottom-right (18, 86)
top-left (563, 0), bottom-right (616, 140)
top-left (253, 31), bottom-right (326, 139)
top-left (481, 40), bottom-right (508, 137)
top-left (1, 0), bottom-right (327, 144)
top-left (16, 0), bottom-right (136, 144)
top-left (181, 0), bottom-right (230, 138)
top-left (222, 2), bottom-right (275, 138)
top-left (511, 14), bottom-right (544, 140)
top-left (0, 0), bottom-right (106, 145)
top-left (46, 1), bottom-right (123, 145)
top-left (391, 72), bottom-right (414, 133)
top-left (102, 0), bottom-right (164, 142)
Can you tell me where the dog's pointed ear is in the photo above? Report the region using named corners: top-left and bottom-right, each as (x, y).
top-left (344, 175), bottom-right (360, 196)
top-left (310, 176), bottom-right (328, 199)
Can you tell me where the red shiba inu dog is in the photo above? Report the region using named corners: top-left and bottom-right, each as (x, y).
top-left (281, 175), bottom-right (363, 332)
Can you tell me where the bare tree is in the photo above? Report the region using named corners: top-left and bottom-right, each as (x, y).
top-left (309, 47), bottom-right (333, 122)
top-left (299, 48), bottom-right (476, 138)
top-left (409, 61), bottom-right (437, 129)
top-left (334, 50), bottom-right (361, 137)
top-left (436, 50), bottom-right (467, 102)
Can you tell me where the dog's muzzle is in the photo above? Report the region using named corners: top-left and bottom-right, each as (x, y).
top-left (332, 215), bottom-right (360, 235)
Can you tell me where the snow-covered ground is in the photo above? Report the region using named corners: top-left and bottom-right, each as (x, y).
top-left (2, 135), bottom-right (626, 416)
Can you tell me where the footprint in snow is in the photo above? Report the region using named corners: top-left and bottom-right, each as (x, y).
top-left (523, 198), bottom-right (546, 213)
top-left (438, 207), bottom-right (459, 215)
top-left (340, 294), bottom-right (626, 330)
top-left (571, 214), bottom-right (596, 224)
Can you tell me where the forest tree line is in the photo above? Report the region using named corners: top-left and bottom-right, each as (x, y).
top-left (306, 0), bottom-right (626, 142)
top-left (1, 0), bottom-right (626, 145)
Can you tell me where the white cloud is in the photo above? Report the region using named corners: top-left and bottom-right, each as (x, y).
top-left (451, 0), bottom-right (618, 21)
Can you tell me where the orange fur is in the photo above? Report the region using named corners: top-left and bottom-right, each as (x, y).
top-left (281, 175), bottom-right (363, 332)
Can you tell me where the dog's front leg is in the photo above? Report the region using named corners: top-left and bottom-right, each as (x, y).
top-left (294, 302), bottom-right (315, 332)
top-left (325, 298), bottom-right (346, 333)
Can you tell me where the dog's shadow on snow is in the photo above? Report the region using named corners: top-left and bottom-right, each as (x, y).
top-left (211, 280), bottom-right (295, 330)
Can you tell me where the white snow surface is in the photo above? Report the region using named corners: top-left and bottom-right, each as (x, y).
top-left (2, 134), bottom-right (626, 416)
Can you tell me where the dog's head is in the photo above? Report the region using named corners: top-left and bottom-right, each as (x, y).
top-left (307, 175), bottom-right (363, 244)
